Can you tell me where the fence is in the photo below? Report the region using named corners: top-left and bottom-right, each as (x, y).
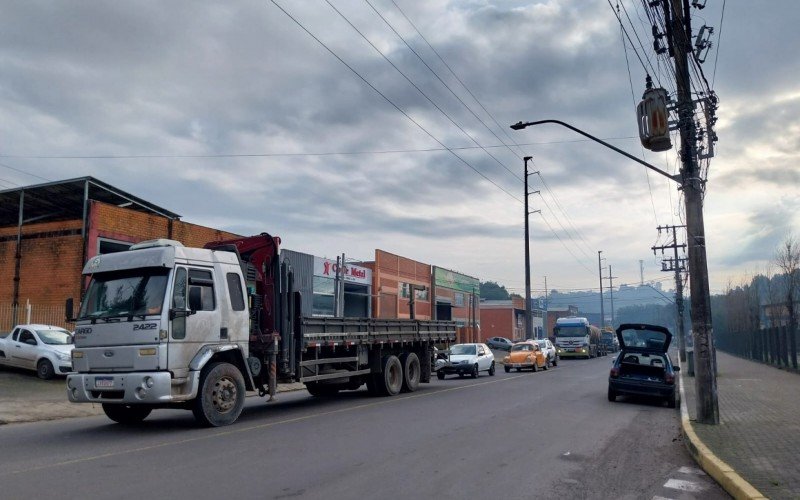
top-left (0, 302), bottom-right (74, 332)
top-left (717, 325), bottom-right (798, 370)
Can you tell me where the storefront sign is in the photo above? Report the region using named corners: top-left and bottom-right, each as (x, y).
top-left (433, 266), bottom-right (480, 296)
top-left (314, 257), bottom-right (372, 285)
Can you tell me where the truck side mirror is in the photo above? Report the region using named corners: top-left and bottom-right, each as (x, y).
top-left (65, 298), bottom-right (75, 322)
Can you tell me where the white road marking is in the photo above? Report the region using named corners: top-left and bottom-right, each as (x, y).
top-left (664, 479), bottom-right (705, 492)
top-left (677, 466), bottom-right (706, 475)
top-left (652, 496), bottom-right (673, 500)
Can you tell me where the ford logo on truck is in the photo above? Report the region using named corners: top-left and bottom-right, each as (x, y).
top-left (133, 323), bottom-right (157, 331)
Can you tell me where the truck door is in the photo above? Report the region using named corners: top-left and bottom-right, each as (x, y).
top-left (14, 329), bottom-right (39, 369)
top-left (168, 266), bottom-right (222, 378)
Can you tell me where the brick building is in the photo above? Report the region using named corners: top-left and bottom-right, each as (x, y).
top-left (0, 177), bottom-right (240, 329)
top-left (367, 249), bottom-right (432, 320)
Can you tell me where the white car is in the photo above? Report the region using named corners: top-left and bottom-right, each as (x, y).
top-left (437, 343), bottom-right (495, 379)
top-left (0, 324), bottom-right (74, 379)
top-left (534, 338), bottom-right (558, 367)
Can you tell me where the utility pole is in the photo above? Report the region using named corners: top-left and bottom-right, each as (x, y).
top-left (604, 266), bottom-right (618, 326)
top-left (667, 0), bottom-right (719, 424)
top-left (523, 156), bottom-right (540, 340)
top-left (598, 251), bottom-right (605, 328)
top-left (652, 225), bottom-right (688, 362)
top-left (543, 275), bottom-right (549, 339)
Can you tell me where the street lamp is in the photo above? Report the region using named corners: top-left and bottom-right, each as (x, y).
top-left (511, 118), bottom-right (718, 424)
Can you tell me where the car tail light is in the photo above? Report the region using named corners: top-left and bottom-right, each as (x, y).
top-left (610, 367), bottom-right (619, 378)
top-left (665, 372), bottom-right (675, 385)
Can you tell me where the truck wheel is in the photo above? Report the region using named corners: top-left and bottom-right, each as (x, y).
top-left (488, 362), bottom-right (495, 376)
top-left (102, 404), bottom-right (152, 424)
top-left (192, 362), bottom-right (246, 427)
top-left (436, 370), bottom-right (446, 380)
top-left (400, 353), bottom-right (421, 392)
top-left (375, 355), bottom-right (402, 396)
top-left (36, 359), bottom-right (55, 380)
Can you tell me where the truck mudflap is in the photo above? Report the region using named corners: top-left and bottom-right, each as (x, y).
top-left (66, 371), bottom-right (199, 404)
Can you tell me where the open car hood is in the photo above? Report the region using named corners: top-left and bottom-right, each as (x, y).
top-left (616, 323), bottom-right (672, 353)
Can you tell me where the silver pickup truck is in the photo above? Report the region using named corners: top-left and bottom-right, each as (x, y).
top-left (0, 325), bottom-right (74, 379)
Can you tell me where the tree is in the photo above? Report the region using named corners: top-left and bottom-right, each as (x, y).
top-left (774, 234), bottom-right (800, 368)
top-left (480, 281), bottom-right (511, 300)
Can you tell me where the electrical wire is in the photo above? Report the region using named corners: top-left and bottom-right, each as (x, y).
top-left (269, 0), bottom-right (522, 203)
top-left (711, 0), bottom-right (725, 88)
top-left (0, 161), bottom-right (51, 182)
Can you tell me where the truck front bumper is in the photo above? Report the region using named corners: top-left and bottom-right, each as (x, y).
top-left (66, 371), bottom-right (197, 404)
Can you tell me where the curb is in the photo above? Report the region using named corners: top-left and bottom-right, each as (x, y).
top-left (677, 361), bottom-right (767, 500)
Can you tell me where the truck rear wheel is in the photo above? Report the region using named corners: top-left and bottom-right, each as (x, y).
top-left (374, 355), bottom-right (402, 396)
top-left (400, 352), bottom-right (420, 392)
top-left (192, 362), bottom-right (246, 427)
top-left (102, 404), bottom-right (152, 424)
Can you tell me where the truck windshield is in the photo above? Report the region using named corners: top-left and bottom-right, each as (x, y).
top-left (555, 326), bottom-right (587, 337)
top-left (79, 268), bottom-right (170, 320)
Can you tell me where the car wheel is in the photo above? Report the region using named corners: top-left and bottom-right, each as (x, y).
top-left (544, 358), bottom-right (550, 370)
top-left (608, 387), bottom-right (616, 402)
top-left (436, 370), bottom-right (446, 380)
top-left (471, 364), bottom-right (479, 379)
top-left (36, 359), bottom-right (55, 380)
top-left (504, 365), bottom-right (510, 373)
top-left (553, 355), bottom-right (558, 367)
top-left (531, 361), bottom-right (538, 373)
top-left (488, 362), bottom-right (495, 376)
top-left (667, 392), bottom-right (677, 409)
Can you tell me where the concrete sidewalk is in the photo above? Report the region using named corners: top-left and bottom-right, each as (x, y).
top-left (681, 350), bottom-right (800, 499)
top-left (0, 367), bottom-right (307, 425)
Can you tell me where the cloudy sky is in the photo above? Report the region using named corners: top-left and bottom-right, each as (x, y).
top-left (1, 1), bottom-right (796, 297)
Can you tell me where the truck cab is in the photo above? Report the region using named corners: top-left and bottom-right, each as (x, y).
top-left (67, 239), bottom-right (253, 425)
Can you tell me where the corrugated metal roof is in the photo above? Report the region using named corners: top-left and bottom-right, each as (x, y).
top-left (0, 176), bottom-right (180, 226)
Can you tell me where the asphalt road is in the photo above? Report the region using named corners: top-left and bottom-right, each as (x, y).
top-left (0, 356), bottom-right (728, 499)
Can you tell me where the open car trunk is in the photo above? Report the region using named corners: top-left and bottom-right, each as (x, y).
top-left (619, 355), bottom-right (667, 383)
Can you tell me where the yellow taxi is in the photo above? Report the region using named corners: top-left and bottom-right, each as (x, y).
top-left (503, 340), bottom-right (548, 373)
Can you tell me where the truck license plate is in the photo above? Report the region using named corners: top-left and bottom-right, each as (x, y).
top-left (95, 377), bottom-right (114, 388)
top-left (566, 348), bottom-right (574, 352)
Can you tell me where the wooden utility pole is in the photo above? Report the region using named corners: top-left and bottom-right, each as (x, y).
top-left (598, 251), bottom-right (605, 328)
top-left (603, 266), bottom-right (618, 326)
top-left (653, 225), bottom-right (688, 362)
top-left (668, 0), bottom-right (719, 424)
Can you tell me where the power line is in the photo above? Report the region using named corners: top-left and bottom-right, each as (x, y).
top-left (0, 139), bottom-right (640, 160)
top-left (0, 161), bottom-right (51, 182)
top-left (323, 0), bottom-right (522, 185)
top-left (711, 0), bottom-right (726, 88)
top-left (269, 0), bottom-right (522, 203)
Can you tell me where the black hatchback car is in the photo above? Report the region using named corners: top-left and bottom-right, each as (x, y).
top-left (607, 323), bottom-right (679, 408)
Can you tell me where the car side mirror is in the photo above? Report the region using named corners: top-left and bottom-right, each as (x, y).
top-left (673, 366), bottom-right (681, 372)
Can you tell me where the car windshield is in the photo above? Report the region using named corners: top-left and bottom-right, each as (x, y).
top-left (536, 340), bottom-right (548, 348)
top-left (602, 332), bottom-right (614, 340)
top-left (511, 344), bottom-right (534, 352)
top-left (556, 326), bottom-right (587, 337)
top-left (36, 329), bottom-right (73, 345)
top-left (450, 344), bottom-right (476, 355)
top-left (78, 268), bottom-right (170, 320)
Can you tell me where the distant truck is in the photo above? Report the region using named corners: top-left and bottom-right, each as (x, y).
top-left (0, 325), bottom-right (74, 379)
top-left (66, 235), bottom-right (456, 426)
top-left (553, 317), bottom-right (605, 359)
top-left (600, 327), bottom-right (619, 353)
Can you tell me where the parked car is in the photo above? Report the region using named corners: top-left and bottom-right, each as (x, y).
top-left (503, 340), bottom-right (548, 372)
top-left (0, 324), bottom-right (74, 379)
top-left (486, 336), bottom-right (514, 351)
top-left (437, 343), bottom-right (495, 379)
top-left (607, 323), bottom-right (679, 408)
top-left (534, 338), bottom-right (558, 367)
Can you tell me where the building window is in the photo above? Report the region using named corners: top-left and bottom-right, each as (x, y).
top-left (400, 283), bottom-right (428, 300)
top-left (312, 275), bottom-right (335, 316)
top-left (454, 293), bottom-right (465, 307)
top-left (98, 238), bottom-right (132, 255)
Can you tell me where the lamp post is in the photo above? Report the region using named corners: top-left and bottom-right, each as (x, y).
top-left (511, 118), bottom-right (718, 424)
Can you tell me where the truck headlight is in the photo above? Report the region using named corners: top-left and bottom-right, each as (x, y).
top-left (72, 351), bottom-right (84, 359)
